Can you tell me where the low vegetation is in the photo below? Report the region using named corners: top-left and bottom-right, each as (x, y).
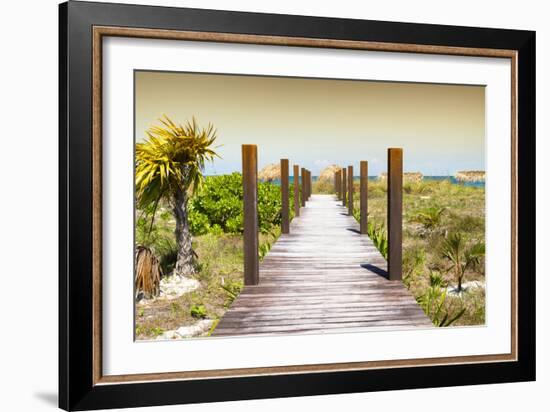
top-left (351, 178), bottom-right (486, 326)
top-left (135, 174), bottom-right (285, 339)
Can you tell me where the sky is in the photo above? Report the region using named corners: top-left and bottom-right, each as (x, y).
top-left (135, 70), bottom-right (485, 176)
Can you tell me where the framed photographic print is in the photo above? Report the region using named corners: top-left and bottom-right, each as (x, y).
top-left (59, 1), bottom-right (535, 410)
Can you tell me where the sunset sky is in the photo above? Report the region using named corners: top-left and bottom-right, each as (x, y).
top-left (135, 71), bottom-right (485, 176)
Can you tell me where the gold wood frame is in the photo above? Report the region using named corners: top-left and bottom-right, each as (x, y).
top-left (92, 26), bottom-right (518, 385)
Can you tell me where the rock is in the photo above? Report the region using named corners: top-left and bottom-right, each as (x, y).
top-left (446, 280), bottom-right (485, 295)
top-left (139, 276), bottom-right (200, 304)
top-left (158, 330), bottom-right (177, 340)
top-left (156, 320), bottom-right (215, 340)
top-left (378, 172), bottom-right (423, 182)
top-left (455, 170), bottom-right (485, 183)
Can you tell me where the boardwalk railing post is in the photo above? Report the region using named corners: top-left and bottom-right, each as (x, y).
top-left (338, 170), bottom-right (342, 199)
top-left (242, 145), bottom-right (259, 285)
top-left (310, 171), bottom-right (313, 198)
top-left (301, 167), bottom-right (307, 206)
top-left (335, 170), bottom-right (340, 199)
top-left (281, 158), bottom-right (290, 234)
top-left (388, 148), bottom-right (403, 281)
top-left (307, 170), bottom-right (312, 199)
top-left (305, 169), bottom-right (309, 200)
top-left (293, 164), bottom-right (300, 217)
top-left (342, 167), bottom-right (347, 206)
top-left (360, 161), bottom-right (369, 234)
top-left (304, 169), bottom-right (308, 202)
top-left (348, 165), bottom-right (354, 216)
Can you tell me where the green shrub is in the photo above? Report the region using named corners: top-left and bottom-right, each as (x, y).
top-left (188, 206), bottom-right (210, 235)
top-left (188, 173), bottom-right (291, 235)
top-left (190, 304), bottom-right (207, 319)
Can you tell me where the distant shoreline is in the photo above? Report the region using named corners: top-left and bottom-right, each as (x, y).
top-left (203, 174), bottom-right (486, 188)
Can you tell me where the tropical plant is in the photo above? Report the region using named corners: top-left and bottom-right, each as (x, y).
top-left (402, 246), bottom-right (426, 289)
top-left (367, 221), bottom-right (388, 259)
top-left (440, 232), bottom-right (485, 292)
top-left (221, 279), bottom-right (243, 307)
top-left (136, 206), bottom-right (178, 274)
top-left (190, 304), bottom-right (207, 319)
top-left (135, 245), bottom-right (162, 299)
top-left (135, 115), bottom-right (219, 277)
top-left (412, 206), bottom-right (447, 231)
top-left (259, 227), bottom-right (280, 260)
top-left (416, 271), bottom-right (465, 326)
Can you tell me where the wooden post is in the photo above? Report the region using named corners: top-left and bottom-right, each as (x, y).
top-left (304, 169), bottom-right (308, 201)
top-left (293, 165), bottom-right (300, 217)
top-left (280, 159), bottom-right (289, 234)
top-left (310, 171), bottom-right (313, 198)
top-left (342, 167), bottom-right (347, 206)
top-left (242, 145), bottom-right (259, 285)
top-left (301, 167), bottom-right (306, 207)
top-left (306, 170), bottom-right (309, 199)
top-left (388, 148), bottom-right (403, 281)
top-left (307, 170), bottom-right (311, 199)
top-left (360, 161), bottom-right (369, 234)
top-left (338, 170), bottom-right (342, 199)
top-left (335, 171), bottom-right (340, 199)
top-left (347, 165), bottom-right (354, 216)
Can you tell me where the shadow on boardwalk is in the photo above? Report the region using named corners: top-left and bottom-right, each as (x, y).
top-left (212, 194), bottom-right (432, 337)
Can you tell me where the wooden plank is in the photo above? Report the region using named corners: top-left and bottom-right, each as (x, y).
top-left (388, 148), bottom-right (403, 281)
top-left (214, 318), bottom-right (432, 335)
top-left (280, 159), bottom-right (289, 234)
top-left (212, 194), bottom-right (430, 336)
top-left (347, 165), bottom-right (354, 216)
top-left (293, 164), bottom-right (300, 217)
top-left (242, 145), bottom-right (259, 285)
top-left (360, 160), bottom-right (368, 234)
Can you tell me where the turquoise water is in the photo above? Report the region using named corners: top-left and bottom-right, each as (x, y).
top-left (270, 176), bottom-right (485, 188)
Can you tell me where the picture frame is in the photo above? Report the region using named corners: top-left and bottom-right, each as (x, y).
top-left (59, 1), bottom-right (535, 410)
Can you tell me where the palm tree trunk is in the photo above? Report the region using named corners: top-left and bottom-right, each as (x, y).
top-left (172, 189), bottom-right (195, 277)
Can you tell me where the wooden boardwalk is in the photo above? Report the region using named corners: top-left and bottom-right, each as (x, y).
top-left (213, 194), bottom-right (432, 337)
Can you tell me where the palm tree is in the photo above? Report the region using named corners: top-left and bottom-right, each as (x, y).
top-left (440, 232), bottom-right (485, 292)
top-left (135, 115), bottom-right (219, 277)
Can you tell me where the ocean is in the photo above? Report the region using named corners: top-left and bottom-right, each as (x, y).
top-left (270, 176), bottom-right (485, 188)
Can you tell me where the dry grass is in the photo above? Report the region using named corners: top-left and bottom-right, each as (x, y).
top-left (352, 179), bottom-right (486, 326)
top-left (135, 231), bottom-right (278, 339)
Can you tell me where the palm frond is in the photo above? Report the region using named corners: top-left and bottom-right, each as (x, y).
top-left (135, 115), bottom-right (220, 208)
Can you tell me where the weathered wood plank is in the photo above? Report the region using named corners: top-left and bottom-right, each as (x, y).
top-left (212, 194), bottom-right (431, 336)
